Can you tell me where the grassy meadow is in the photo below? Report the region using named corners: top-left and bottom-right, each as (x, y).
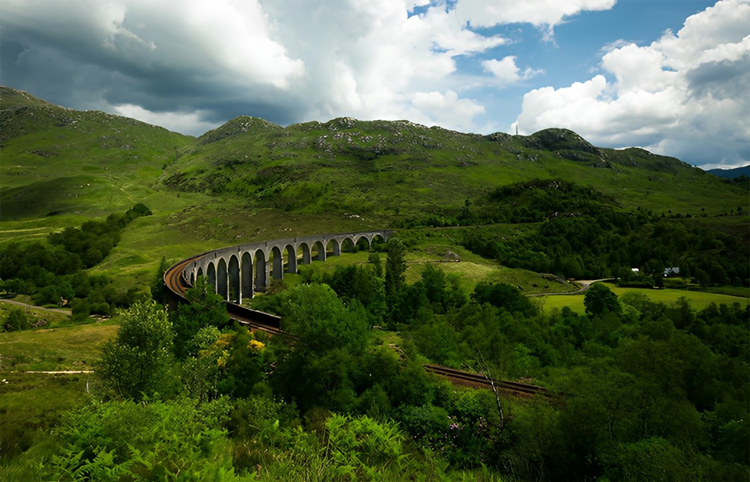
top-left (0, 320), bottom-right (118, 372)
top-left (542, 282), bottom-right (750, 314)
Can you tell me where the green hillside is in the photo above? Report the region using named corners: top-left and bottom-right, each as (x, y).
top-left (0, 86), bottom-right (193, 222)
top-left (2, 85), bottom-right (745, 230)
top-left (162, 115), bottom-right (746, 217)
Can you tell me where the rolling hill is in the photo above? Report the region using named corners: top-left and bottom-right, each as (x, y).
top-left (161, 115), bottom-right (745, 218)
top-left (2, 85), bottom-right (745, 227)
top-left (0, 86), bottom-right (192, 222)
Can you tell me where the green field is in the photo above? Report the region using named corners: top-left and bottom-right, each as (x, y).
top-left (0, 322), bottom-right (118, 372)
top-left (542, 282), bottom-right (750, 314)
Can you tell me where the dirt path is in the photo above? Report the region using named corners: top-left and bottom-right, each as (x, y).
top-left (3, 370), bottom-right (94, 375)
top-left (0, 299), bottom-right (71, 315)
top-left (29, 370), bottom-right (93, 374)
top-left (527, 278), bottom-right (611, 297)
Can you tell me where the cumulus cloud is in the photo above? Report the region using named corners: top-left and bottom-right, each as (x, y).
top-left (0, 0), bottom-right (613, 135)
top-left (483, 56), bottom-right (544, 87)
top-left (404, 90), bottom-right (486, 129)
top-left (453, 0), bottom-right (617, 37)
top-left (114, 104), bottom-right (221, 135)
top-left (515, 0), bottom-right (750, 167)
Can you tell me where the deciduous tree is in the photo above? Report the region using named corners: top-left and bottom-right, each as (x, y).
top-left (96, 300), bottom-right (178, 400)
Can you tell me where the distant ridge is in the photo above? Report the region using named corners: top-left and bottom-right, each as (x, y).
top-left (707, 165), bottom-right (750, 179)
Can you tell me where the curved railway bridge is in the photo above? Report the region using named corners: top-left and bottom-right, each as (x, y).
top-left (181, 230), bottom-right (391, 303)
top-left (163, 230), bottom-right (553, 398)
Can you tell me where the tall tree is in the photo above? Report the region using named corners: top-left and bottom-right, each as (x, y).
top-left (584, 283), bottom-right (622, 318)
top-left (96, 300), bottom-right (178, 400)
top-left (384, 238), bottom-right (406, 310)
top-left (173, 276), bottom-right (230, 358)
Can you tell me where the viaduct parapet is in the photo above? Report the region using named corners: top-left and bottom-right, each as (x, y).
top-left (183, 230), bottom-right (392, 303)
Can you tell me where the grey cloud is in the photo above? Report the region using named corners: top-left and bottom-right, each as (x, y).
top-left (686, 53), bottom-right (750, 100)
top-left (0, 2), bottom-right (308, 134)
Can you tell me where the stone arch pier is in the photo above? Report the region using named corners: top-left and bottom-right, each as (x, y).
top-left (183, 231), bottom-right (391, 303)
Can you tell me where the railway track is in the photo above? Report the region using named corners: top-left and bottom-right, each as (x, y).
top-left (164, 256), bottom-right (553, 398)
top-left (424, 364), bottom-right (553, 398)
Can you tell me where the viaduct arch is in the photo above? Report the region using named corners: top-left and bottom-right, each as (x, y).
top-left (182, 231), bottom-right (391, 303)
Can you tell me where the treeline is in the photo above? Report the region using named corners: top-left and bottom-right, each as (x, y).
top-left (0, 204), bottom-right (152, 325)
top-left (256, 241), bottom-right (748, 479)
top-left (397, 179), bottom-right (621, 228)
top-left (394, 179), bottom-right (749, 285)
top-left (404, 280), bottom-right (749, 480)
top-left (399, 178), bottom-right (745, 229)
top-left (461, 212), bottom-right (748, 284)
top-left (723, 174), bottom-right (750, 191)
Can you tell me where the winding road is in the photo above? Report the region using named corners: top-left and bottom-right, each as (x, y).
top-left (0, 299), bottom-right (71, 315)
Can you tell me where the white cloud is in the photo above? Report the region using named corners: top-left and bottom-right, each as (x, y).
top-left (453, 0), bottom-right (617, 34)
top-left (515, 0), bottom-right (750, 167)
top-left (261, 0), bottom-right (508, 128)
top-left (404, 90), bottom-right (486, 131)
top-left (114, 104), bottom-right (220, 136)
top-left (483, 56), bottom-right (543, 87)
top-left (1, 0), bottom-right (306, 89)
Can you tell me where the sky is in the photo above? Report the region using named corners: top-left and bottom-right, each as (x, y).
top-left (1, 0), bottom-right (748, 169)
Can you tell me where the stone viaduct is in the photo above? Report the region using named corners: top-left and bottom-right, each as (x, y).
top-left (182, 231), bottom-right (391, 303)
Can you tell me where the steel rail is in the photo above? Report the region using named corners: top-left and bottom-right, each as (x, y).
top-left (424, 364), bottom-right (554, 398)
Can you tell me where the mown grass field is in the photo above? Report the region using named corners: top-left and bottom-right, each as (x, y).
top-left (0, 321), bottom-right (118, 372)
top-left (542, 282), bottom-right (749, 314)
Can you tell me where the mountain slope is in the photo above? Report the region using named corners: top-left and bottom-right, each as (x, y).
top-left (2, 85), bottom-right (745, 226)
top-left (0, 86), bottom-right (193, 221)
top-left (162, 116), bottom-right (744, 216)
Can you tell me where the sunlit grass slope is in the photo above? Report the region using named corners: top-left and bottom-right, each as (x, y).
top-left (0, 86), bottom-right (192, 224)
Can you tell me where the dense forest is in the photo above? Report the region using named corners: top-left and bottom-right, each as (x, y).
top-left (3, 232), bottom-right (747, 480)
top-left (401, 180), bottom-right (748, 285)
